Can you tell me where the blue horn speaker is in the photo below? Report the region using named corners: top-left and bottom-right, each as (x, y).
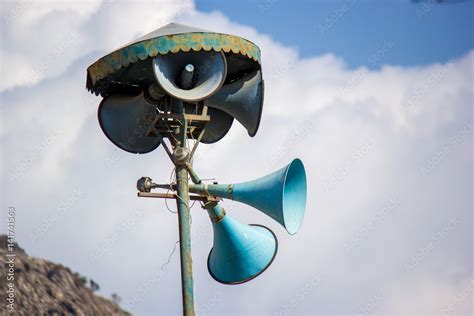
top-left (203, 201), bottom-right (278, 284)
top-left (189, 159), bottom-right (307, 235)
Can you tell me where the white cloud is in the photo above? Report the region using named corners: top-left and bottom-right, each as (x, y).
top-left (1, 1), bottom-right (472, 315)
top-left (0, 0), bottom-right (194, 91)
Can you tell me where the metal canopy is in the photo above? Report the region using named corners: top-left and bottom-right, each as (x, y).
top-left (86, 23), bottom-right (261, 97)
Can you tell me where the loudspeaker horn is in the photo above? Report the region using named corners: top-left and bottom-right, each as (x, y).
top-left (204, 70), bottom-right (264, 137)
top-left (98, 91), bottom-right (160, 154)
top-left (203, 201), bottom-right (278, 284)
top-left (184, 105), bottom-right (234, 144)
top-left (189, 159), bottom-right (307, 235)
top-left (152, 50), bottom-right (227, 102)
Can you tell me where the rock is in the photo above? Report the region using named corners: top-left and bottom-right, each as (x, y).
top-left (0, 235), bottom-right (131, 315)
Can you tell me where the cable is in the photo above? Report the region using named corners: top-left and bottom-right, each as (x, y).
top-left (165, 122), bottom-right (180, 144)
top-left (171, 168), bottom-right (194, 226)
top-left (163, 167), bottom-right (195, 221)
top-left (164, 196), bottom-right (177, 214)
top-left (187, 103), bottom-right (200, 164)
top-left (164, 167), bottom-right (177, 214)
top-left (161, 240), bottom-right (180, 271)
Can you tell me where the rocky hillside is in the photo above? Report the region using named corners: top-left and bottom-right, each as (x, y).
top-left (0, 235), bottom-right (130, 315)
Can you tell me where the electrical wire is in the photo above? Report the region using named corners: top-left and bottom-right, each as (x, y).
top-left (164, 195), bottom-right (177, 214)
top-left (163, 166), bottom-right (195, 228)
top-left (164, 119), bottom-right (179, 144)
top-left (161, 104), bottom-right (199, 223)
top-left (170, 164), bottom-right (195, 226)
top-left (164, 167), bottom-right (177, 214)
top-left (187, 103), bottom-right (200, 164)
top-left (160, 240), bottom-right (180, 271)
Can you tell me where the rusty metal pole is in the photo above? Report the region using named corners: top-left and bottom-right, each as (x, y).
top-left (173, 100), bottom-right (195, 316)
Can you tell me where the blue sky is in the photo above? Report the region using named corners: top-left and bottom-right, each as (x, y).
top-left (197, 0), bottom-right (474, 68)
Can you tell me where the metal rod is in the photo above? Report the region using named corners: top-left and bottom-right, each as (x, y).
top-left (189, 126), bottom-right (206, 159)
top-left (188, 110), bottom-right (206, 184)
top-left (185, 162), bottom-right (202, 184)
top-left (154, 183), bottom-right (175, 190)
top-left (178, 64), bottom-right (195, 89)
top-left (174, 100), bottom-right (195, 316)
top-left (156, 131), bottom-right (175, 164)
top-left (137, 192), bottom-right (208, 201)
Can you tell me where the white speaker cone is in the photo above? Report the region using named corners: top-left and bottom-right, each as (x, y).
top-left (152, 50), bottom-right (227, 102)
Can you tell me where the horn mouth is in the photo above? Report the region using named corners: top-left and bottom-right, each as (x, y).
top-left (97, 92), bottom-right (160, 154)
top-left (207, 224), bottom-right (278, 285)
top-left (247, 73), bottom-right (264, 137)
top-left (152, 50), bottom-right (228, 102)
top-left (193, 107), bottom-right (234, 144)
top-left (282, 159), bottom-right (307, 235)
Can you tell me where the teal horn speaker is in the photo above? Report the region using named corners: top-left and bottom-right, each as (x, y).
top-left (189, 158), bottom-right (307, 235)
top-left (203, 201), bottom-right (278, 284)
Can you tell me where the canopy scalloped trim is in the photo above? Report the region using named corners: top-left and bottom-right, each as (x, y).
top-left (86, 32), bottom-right (261, 93)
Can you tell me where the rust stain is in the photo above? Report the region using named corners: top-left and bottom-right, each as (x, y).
top-left (86, 32), bottom-right (261, 93)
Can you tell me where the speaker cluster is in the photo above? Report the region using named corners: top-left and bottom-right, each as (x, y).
top-left (87, 23), bottom-right (307, 290)
top-left (95, 35), bottom-right (264, 154)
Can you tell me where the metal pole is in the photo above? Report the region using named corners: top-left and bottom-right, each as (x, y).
top-left (174, 101), bottom-right (195, 316)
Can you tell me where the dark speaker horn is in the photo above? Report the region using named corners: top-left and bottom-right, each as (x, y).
top-left (184, 105), bottom-right (234, 144)
top-left (97, 92), bottom-right (160, 154)
top-left (204, 70), bottom-right (264, 137)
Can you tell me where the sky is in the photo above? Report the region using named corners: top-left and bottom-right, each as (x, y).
top-left (197, 0), bottom-right (474, 68)
top-left (0, 1), bottom-right (473, 316)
